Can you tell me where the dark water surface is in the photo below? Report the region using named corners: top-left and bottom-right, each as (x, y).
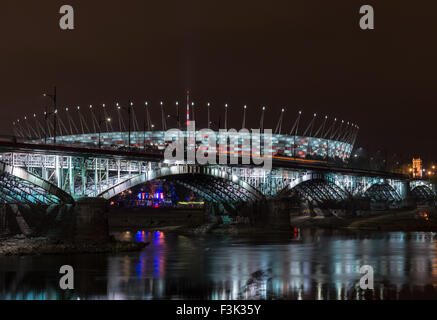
top-left (1, 229), bottom-right (437, 300)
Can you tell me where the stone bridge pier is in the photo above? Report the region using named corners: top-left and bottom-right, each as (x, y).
top-left (262, 198), bottom-right (293, 230)
top-left (73, 198), bottom-right (109, 243)
top-left (400, 180), bottom-right (416, 208)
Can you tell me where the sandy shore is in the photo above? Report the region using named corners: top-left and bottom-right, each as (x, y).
top-left (165, 207), bottom-right (437, 235)
top-left (0, 235), bottom-right (148, 256)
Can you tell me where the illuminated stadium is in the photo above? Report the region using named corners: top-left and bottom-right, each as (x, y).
top-left (12, 98), bottom-right (359, 161)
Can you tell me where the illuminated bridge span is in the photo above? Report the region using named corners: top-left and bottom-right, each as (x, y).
top-left (0, 140), bottom-right (434, 215)
top-left (4, 98), bottom-right (435, 212)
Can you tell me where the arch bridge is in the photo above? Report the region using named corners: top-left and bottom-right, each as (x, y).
top-left (0, 144), bottom-right (434, 211)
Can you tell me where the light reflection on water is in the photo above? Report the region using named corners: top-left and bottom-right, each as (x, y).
top-left (1, 229), bottom-right (437, 300)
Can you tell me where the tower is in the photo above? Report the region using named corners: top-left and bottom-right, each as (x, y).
top-left (412, 158), bottom-right (423, 178)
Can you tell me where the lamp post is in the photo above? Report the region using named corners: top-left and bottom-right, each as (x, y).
top-left (128, 101), bottom-right (133, 148)
top-left (260, 106), bottom-right (266, 133)
top-left (160, 101), bottom-right (167, 131)
top-left (307, 113), bottom-right (317, 157)
top-left (207, 102), bottom-right (211, 129)
top-left (43, 86), bottom-right (57, 144)
top-left (176, 101), bottom-right (180, 129)
top-left (293, 111), bottom-right (302, 159)
top-left (144, 101), bottom-right (150, 150)
top-left (224, 104), bottom-right (228, 130)
top-left (98, 117), bottom-right (111, 149)
top-left (118, 101), bottom-right (134, 149)
top-left (101, 103), bottom-right (111, 132)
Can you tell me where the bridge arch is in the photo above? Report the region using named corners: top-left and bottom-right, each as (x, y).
top-left (276, 171), bottom-right (351, 205)
top-left (0, 161), bottom-right (74, 205)
top-left (363, 183), bottom-right (401, 202)
top-left (285, 179), bottom-right (350, 205)
top-left (277, 172), bottom-right (325, 197)
top-left (97, 165), bottom-right (265, 211)
top-left (411, 185), bottom-right (435, 201)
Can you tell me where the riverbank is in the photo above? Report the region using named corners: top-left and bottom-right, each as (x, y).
top-left (289, 208), bottom-right (437, 232)
top-left (3, 207), bottom-right (435, 256)
top-left (164, 207), bottom-right (437, 235)
top-left (0, 235), bottom-right (148, 256)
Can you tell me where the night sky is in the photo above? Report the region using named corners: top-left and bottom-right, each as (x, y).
top-left (1, 1), bottom-right (436, 161)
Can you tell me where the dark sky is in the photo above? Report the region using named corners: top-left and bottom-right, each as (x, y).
top-left (1, 1), bottom-right (436, 161)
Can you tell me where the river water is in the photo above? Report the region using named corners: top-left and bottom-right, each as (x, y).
top-left (1, 229), bottom-right (437, 300)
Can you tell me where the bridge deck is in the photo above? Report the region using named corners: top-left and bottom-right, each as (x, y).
top-left (0, 140), bottom-right (406, 180)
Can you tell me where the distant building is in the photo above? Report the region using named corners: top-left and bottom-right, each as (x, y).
top-left (412, 158), bottom-right (423, 178)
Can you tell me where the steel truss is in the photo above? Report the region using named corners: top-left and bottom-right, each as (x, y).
top-left (291, 179), bottom-right (349, 204)
top-left (0, 151), bottom-right (427, 209)
top-left (0, 173), bottom-right (62, 205)
top-left (411, 185), bottom-right (435, 201)
top-left (364, 183), bottom-right (402, 202)
top-left (171, 174), bottom-right (259, 205)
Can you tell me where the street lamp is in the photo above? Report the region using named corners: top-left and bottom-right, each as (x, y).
top-left (207, 102), bottom-right (211, 129)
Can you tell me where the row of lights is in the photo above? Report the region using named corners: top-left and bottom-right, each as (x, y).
top-left (13, 102), bottom-right (359, 129)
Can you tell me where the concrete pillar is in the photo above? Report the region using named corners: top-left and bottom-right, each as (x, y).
top-left (401, 180), bottom-right (416, 208)
top-left (0, 205), bottom-right (8, 235)
top-left (400, 180), bottom-right (411, 200)
top-left (10, 204), bottom-right (32, 236)
top-left (256, 199), bottom-right (291, 230)
top-left (204, 201), bottom-right (219, 224)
